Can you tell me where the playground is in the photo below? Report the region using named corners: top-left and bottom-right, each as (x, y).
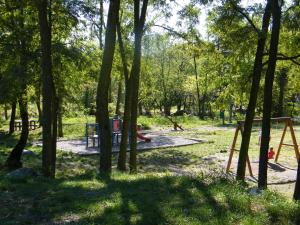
top-left (1, 116), bottom-right (300, 224)
top-left (54, 134), bottom-right (202, 155)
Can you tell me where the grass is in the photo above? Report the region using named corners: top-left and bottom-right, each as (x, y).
top-left (0, 116), bottom-right (300, 224)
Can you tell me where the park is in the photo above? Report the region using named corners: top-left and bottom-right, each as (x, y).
top-left (1, 0), bottom-right (300, 224)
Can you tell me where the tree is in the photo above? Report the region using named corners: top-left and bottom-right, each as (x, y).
top-left (117, 14), bottom-right (131, 171)
top-left (236, 0), bottom-right (272, 181)
top-left (96, 0), bottom-right (120, 173)
top-left (6, 96), bottom-right (29, 169)
top-left (294, 159), bottom-right (300, 200)
top-left (275, 68), bottom-right (288, 116)
top-left (258, 0), bottom-right (282, 189)
top-left (4, 1), bottom-right (31, 169)
top-left (9, 102), bottom-right (16, 134)
top-left (129, 0), bottom-right (149, 172)
top-left (36, 0), bottom-right (57, 178)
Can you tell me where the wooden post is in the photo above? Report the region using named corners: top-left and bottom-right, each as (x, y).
top-left (226, 125), bottom-right (240, 173)
top-left (288, 119), bottom-right (299, 160)
top-left (275, 120), bottom-right (288, 162)
top-left (275, 118), bottom-right (299, 162)
top-left (226, 122), bottom-right (253, 176)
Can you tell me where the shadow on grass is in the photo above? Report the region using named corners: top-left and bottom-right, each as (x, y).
top-left (0, 172), bottom-right (261, 225)
top-left (138, 149), bottom-right (203, 173)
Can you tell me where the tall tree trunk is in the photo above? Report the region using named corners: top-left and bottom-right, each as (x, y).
top-left (294, 159), bottom-right (300, 200)
top-left (9, 101), bottom-right (16, 134)
top-left (117, 15), bottom-right (131, 171)
top-left (6, 96), bottom-right (29, 169)
top-left (115, 78), bottom-right (122, 116)
top-left (258, 0), bottom-right (281, 189)
top-left (96, 0), bottom-right (120, 173)
top-left (36, 93), bottom-right (42, 126)
top-left (37, 0), bottom-right (57, 178)
top-left (138, 102), bottom-right (143, 116)
top-left (277, 68), bottom-right (287, 117)
top-left (229, 101), bottom-right (233, 123)
top-left (129, 0), bottom-right (148, 172)
top-left (4, 103), bottom-right (8, 120)
top-left (236, 0), bottom-right (272, 181)
top-left (99, 0), bottom-right (104, 50)
top-left (193, 54), bottom-right (201, 119)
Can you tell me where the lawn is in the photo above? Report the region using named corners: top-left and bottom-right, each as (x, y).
top-left (0, 116), bottom-right (300, 225)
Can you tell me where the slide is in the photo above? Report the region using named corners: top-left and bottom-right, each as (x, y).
top-left (137, 132), bottom-right (151, 142)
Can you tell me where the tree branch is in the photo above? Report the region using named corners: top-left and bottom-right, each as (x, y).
top-left (153, 24), bottom-right (189, 40)
top-left (229, 1), bottom-right (259, 34)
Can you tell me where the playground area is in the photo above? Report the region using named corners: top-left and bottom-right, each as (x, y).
top-left (54, 133), bottom-right (202, 155)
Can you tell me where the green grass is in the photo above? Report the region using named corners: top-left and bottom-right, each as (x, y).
top-left (137, 115), bottom-right (220, 129)
top-left (0, 118), bottom-right (300, 224)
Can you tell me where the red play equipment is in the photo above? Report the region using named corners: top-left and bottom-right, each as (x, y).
top-left (268, 147), bottom-right (275, 159)
top-left (137, 125), bottom-right (151, 142)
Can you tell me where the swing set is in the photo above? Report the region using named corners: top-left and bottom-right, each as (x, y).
top-left (226, 117), bottom-right (300, 176)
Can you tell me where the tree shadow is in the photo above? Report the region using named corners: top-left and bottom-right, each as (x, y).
top-left (138, 149), bottom-right (202, 173)
top-left (1, 172), bottom-right (260, 225)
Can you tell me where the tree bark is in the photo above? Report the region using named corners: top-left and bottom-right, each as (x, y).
top-left (117, 15), bottom-right (131, 171)
top-left (294, 159), bottom-right (300, 200)
top-left (36, 92), bottom-right (42, 126)
top-left (129, 0), bottom-right (148, 172)
top-left (276, 68), bottom-right (287, 117)
top-left (258, 0), bottom-right (281, 189)
top-left (229, 101), bottom-right (233, 123)
top-left (99, 0), bottom-right (104, 50)
top-left (37, 0), bottom-right (57, 178)
top-left (236, 0), bottom-right (272, 181)
top-left (96, 0), bottom-right (120, 173)
top-left (4, 103), bottom-right (8, 120)
top-left (6, 96), bottom-right (29, 170)
top-left (9, 101), bottom-right (16, 134)
top-left (115, 77), bottom-right (122, 116)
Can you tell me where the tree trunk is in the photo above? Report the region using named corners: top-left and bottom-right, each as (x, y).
top-left (294, 159), bottom-right (300, 200)
top-left (96, 0), bottom-right (120, 173)
top-left (229, 101), bottom-right (233, 123)
top-left (117, 15), bottom-right (131, 171)
top-left (4, 103), bottom-right (8, 120)
top-left (9, 101), bottom-right (16, 134)
top-left (258, 0), bottom-right (281, 189)
top-left (193, 54), bottom-right (201, 119)
top-left (138, 102), bottom-right (143, 116)
top-left (236, 0), bottom-right (272, 181)
top-left (99, 0), bottom-right (104, 50)
top-left (177, 103), bottom-right (181, 111)
top-left (129, 0), bottom-right (148, 173)
top-left (164, 105), bottom-right (171, 116)
top-left (36, 93), bottom-right (42, 126)
top-left (115, 78), bottom-right (122, 116)
top-left (37, 0), bottom-right (57, 178)
top-left (277, 68), bottom-right (287, 117)
top-left (6, 96), bottom-right (29, 170)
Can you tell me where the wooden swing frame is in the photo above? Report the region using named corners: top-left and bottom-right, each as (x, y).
top-left (226, 117), bottom-right (300, 176)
